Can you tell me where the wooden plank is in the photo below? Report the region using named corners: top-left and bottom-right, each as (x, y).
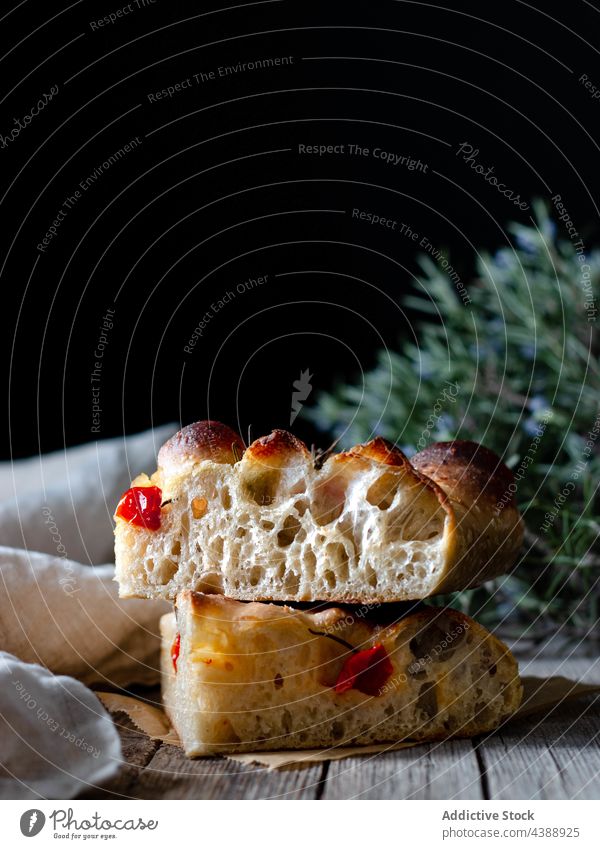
top-left (323, 740), bottom-right (484, 800)
top-left (126, 743), bottom-right (326, 800)
top-left (79, 713), bottom-right (161, 799)
top-left (478, 695), bottom-right (600, 799)
top-left (89, 657), bottom-right (600, 799)
top-left (474, 656), bottom-right (600, 800)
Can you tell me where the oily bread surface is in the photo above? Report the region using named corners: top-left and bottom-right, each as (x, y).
top-left (161, 592), bottom-right (522, 756)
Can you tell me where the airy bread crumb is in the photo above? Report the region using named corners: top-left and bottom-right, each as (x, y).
top-left (115, 422), bottom-right (523, 603)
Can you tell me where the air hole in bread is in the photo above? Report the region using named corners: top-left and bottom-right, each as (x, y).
top-left (396, 502), bottom-right (445, 542)
top-left (331, 721), bottom-right (345, 739)
top-left (395, 550), bottom-right (409, 567)
top-left (249, 566), bottom-right (263, 587)
top-left (146, 558), bottom-right (155, 572)
top-left (191, 497), bottom-right (208, 519)
top-left (197, 572), bottom-right (224, 593)
top-left (325, 542), bottom-right (349, 580)
top-left (474, 700), bottom-right (491, 720)
top-left (366, 473), bottom-right (399, 510)
top-left (284, 571), bottom-right (300, 594)
top-left (295, 528), bottom-right (307, 543)
top-left (401, 512), bottom-right (428, 540)
top-left (312, 476), bottom-right (347, 526)
top-left (294, 499), bottom-right (308, 516)
top-left (410, 618), bottom-right (466, 663)
top-left (156, 558), bottom-right (178, 583)
top-left (171, 540), bottom-right (181, 556)
top-left (417, 682), bottom-right (437, 718)
top-left (337, 515), bottom-right (354, 538)
top-left (261, 520), bottom-right (275, 531)
top-left (180, 512), bottom-right (190, 534)
top-left (410, 624), bottom-right (441, 661)
top-left (220, 486), bottom-right (231, 510)
top-left (235, 526), bottom-right (246, 538)
top-left (277, 514), bottom-right (301, 547)
top-left (303, 549), bottom-right (317, 577)
top-left (323, 569), bottom-right (337, 589)
top-left (242, 469), bottom-right (281, 506)
top-left (365, 562), bottom-right (378, 588)
top-left (211, 536), bottom-right (224, 560)
top-left (382, 491), bottom-right (442, 542)
top-left (281, 709), bottom-right (292, 733)
top-left (290, 479), bottom-right (307, 495)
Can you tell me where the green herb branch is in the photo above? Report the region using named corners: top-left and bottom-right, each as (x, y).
top-left (307, 201), bottom-right (599, 641)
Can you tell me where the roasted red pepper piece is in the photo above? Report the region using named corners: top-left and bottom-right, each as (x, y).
top-left (171, 633), bottom-right (181, 672)
top-left (116, 485), bottom-right (163, 530)
top-left (335, 643), bottom-right (393, 696)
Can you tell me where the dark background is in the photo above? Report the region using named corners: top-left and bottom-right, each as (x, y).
top-left (2, 0), bottom-right (599, 459)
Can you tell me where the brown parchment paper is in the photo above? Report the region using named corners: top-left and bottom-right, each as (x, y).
top-left (97, 675), bottom-right (600, 769)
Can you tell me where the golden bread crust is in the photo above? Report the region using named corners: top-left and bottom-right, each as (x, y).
top-left (412, 440), bottom-right (517, 507)
top-left (412, 440), bottom-right (524, 594)
top-left (244, 429), bottom-right (311, 465)
top-left (158, 420), bottom-right (245, 471)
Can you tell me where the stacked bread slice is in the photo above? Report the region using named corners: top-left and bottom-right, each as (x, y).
top-left (114, 421), bottom-right (524, 756)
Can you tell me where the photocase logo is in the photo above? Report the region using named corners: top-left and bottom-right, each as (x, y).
top-left (19, 810), bottom-right (46, 837)
top-left (290, 369), bottom-right (313, 425)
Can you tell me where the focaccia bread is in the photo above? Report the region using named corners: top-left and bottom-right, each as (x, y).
top-left (114, 420), bottom-right (523, 602)
top-left (161, 592), bottom-right (522, 756)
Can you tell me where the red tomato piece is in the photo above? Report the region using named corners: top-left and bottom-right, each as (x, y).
top-left (116, 485), bottom-right (163, 530)
top-left (171, 633), bottom-right (181, 672)
top-left (335, 643), bottom-right (393, 696)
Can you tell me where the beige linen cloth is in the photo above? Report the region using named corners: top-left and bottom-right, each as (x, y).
top-left (0, 426), bottom-right (174, 799)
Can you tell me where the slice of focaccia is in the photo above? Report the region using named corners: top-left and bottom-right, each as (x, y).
top-left (161, 592), bottom-right (522, 756)
top-left (114, 420), bottom-right (523, 602)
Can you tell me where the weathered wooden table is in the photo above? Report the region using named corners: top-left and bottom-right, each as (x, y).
top-left (84, 657), bottom-right (600, 800)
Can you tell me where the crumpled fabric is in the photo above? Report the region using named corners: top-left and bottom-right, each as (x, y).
top-left (0, 653), bottom-right (122, 799)
top-left (0, 425), bottom-right (175, 799)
